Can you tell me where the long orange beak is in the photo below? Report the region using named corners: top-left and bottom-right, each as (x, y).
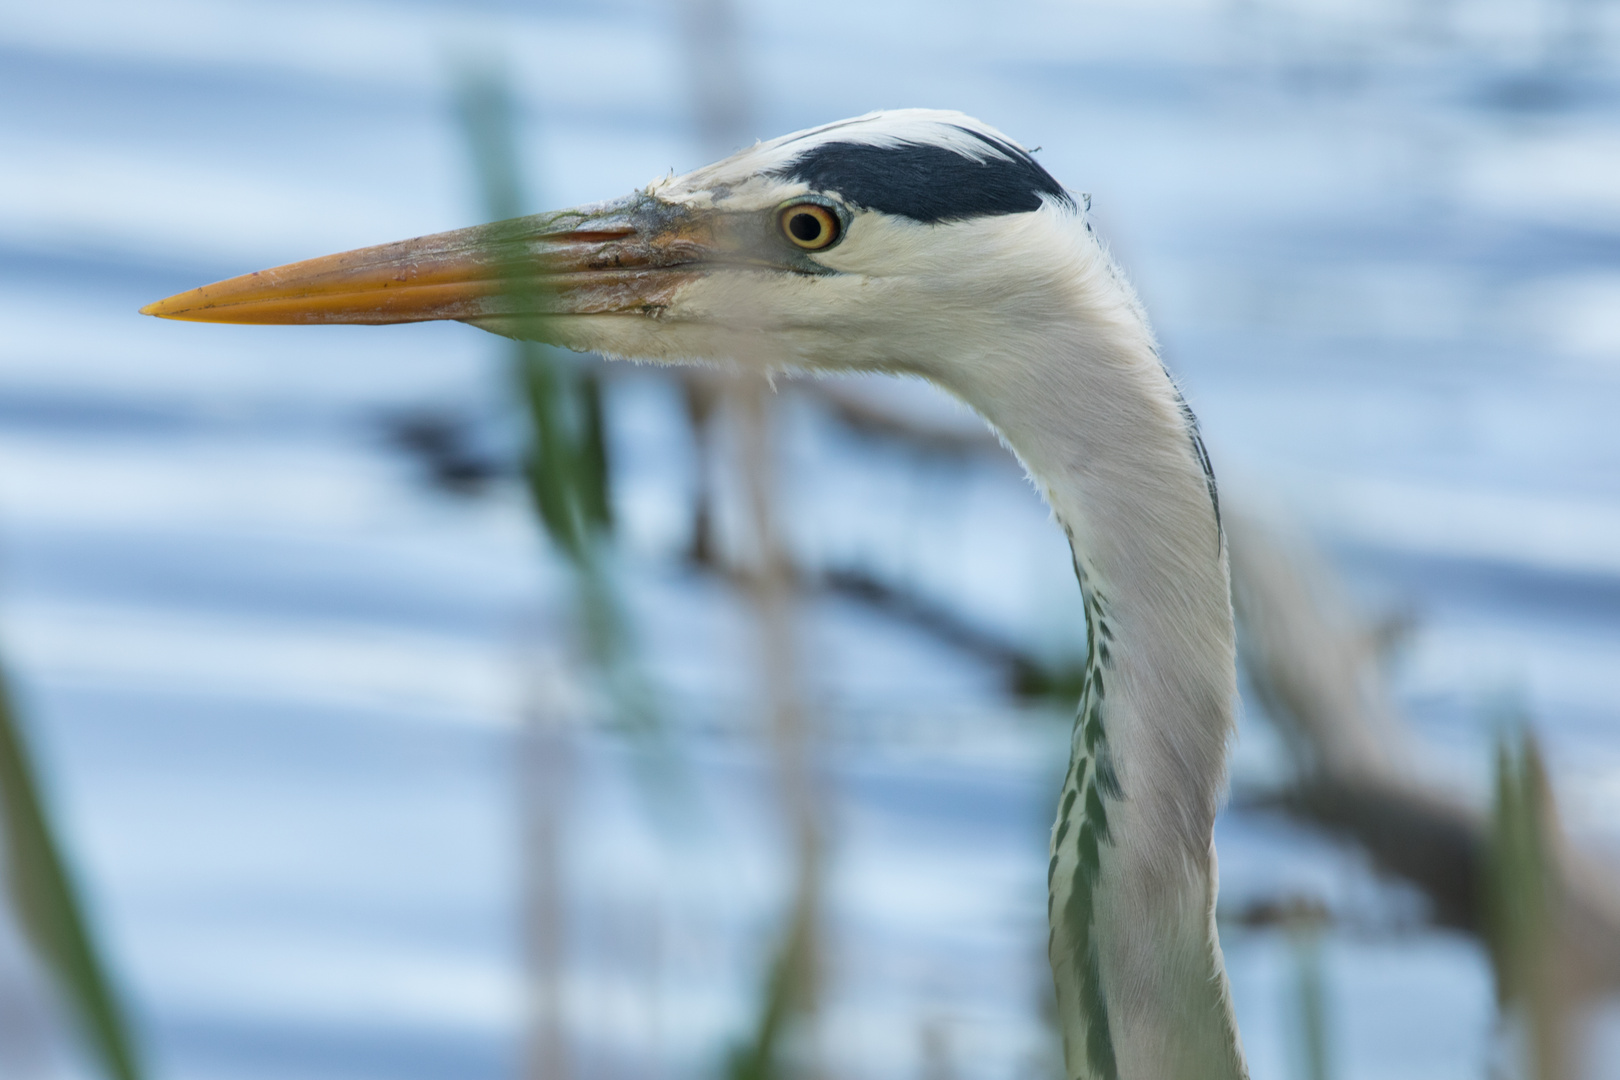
top-left (140, 193), bottom-right (713, 331)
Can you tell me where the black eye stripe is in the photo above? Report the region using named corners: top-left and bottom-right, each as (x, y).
top-left (773, 134), bottom-right (1071, 223)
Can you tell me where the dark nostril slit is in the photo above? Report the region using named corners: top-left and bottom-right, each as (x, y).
top-left (558, 229), bottom-right (637, 242)
top-left (789, 214), bottom-right (821, 242)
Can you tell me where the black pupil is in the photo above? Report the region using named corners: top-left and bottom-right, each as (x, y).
top-left (789, 212), bottom-right (823, 243)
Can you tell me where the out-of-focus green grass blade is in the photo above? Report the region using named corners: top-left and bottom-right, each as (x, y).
top-left (1289, 924), bottom-right (1332, 1080)
top-left (1488, 728), bottom-right (1552, 1001)
top-left (451, 62), bottom-right (667, 751)
top-left (451, 64), bottom-right (614, 562)
top-left (726, 881), bottom-right (817, 1080)
top-left (451, 63), bottom-right (524, 225)
top-left (1486, 722), bottom-right (1568, 1080)
top-left (575, 373), bottom-right (614, 533)
top-left (0, 663), bottom-right (142, 1080)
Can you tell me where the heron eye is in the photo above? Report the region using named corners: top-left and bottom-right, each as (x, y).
top-left (779, 203), bottom-right (840, 250)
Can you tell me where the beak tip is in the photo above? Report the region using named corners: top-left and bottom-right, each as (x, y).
top-left (140, 294), bottom-right (188, 319)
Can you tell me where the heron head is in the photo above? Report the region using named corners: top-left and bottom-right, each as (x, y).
top-left (142, 109), bottom-right (1081, 382)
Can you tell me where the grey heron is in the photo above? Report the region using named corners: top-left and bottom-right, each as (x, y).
top-left (142, 109), bottom-right (1248, 1080)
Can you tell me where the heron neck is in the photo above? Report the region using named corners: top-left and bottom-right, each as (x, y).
top-left (944, 282), bottom-right (1247, 1080)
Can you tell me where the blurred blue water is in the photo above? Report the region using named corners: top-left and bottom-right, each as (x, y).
top-left (2, 1), bottom-right (1619, 1077)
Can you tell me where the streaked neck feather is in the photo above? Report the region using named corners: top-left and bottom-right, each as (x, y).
top-left (943, 228), bottom-right (1248, 1080)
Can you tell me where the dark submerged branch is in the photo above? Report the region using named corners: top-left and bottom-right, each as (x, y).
top-left (1226, 510), bottom-right (1620, 995)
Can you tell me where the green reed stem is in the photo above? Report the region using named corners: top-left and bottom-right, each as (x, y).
top-left (0, 662), bottom-right (142, 1080)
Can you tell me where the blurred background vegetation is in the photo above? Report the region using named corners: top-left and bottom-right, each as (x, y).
top-left (2, 0), bottom-right (1620, 1077)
